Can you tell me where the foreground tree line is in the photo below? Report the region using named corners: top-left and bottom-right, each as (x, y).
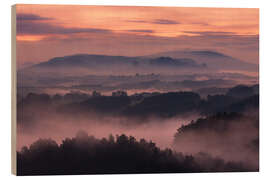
top-left (17, 129), bottom-right (254, 175)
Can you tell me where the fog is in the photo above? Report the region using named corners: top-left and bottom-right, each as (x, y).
top-left (17, 109), bottom-right (259, 170)
top-left (16, 84), bottom-right (259, 172)
top-left (173, 110), bottom-right (259, 169)
top-left (17, 114), bottom-right (198, 151)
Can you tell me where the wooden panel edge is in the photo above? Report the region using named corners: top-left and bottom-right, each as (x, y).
top-left (11, 4), bottom-right (17, 176)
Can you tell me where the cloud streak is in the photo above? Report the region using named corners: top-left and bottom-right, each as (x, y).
top-left (127, 19), bottom-right (180, 25)
top-left (126, 29), bottom-right (154, 33)
top-left (152, 19), bottom-right (180, 25)
top-left (182, 31), bottom-right (238, 36)
top-left (17, 21), bottom-right (111, 35)
top-left (17, 13), bottom-right (53, 21)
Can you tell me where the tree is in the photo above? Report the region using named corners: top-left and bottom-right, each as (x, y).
top-left (92, 90), bottom-right (101, 97)
top-left (112, 90), bottom-right (127, 97)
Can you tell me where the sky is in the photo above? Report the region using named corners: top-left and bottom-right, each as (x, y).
top-left (15, 4), bottom-right (259, 67)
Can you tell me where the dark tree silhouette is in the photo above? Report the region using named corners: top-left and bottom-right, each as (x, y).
top-left (17, 132), bottom-right (251, 175)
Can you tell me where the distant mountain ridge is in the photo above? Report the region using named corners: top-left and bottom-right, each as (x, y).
top-left (20, 50), bottom-right (258, 77)
top-left (189, 50), bottom-right (229, 57)
top-left (31, 54), bottom-right (205, 69)
top-left (146, 50), bottom-right (258, 72)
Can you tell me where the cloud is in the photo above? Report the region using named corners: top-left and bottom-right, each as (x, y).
top-left (17, 21), bottom-right (111, 35)
top-left (182, 31), bottom-right (237, 36)
top-left (152, 19), bottom-right (180, 25)
top-left (17, 13), bottom-right (53, 21)
top-left (190, 22), bottom-right (209, 26)
top-left (127, 19), bottom-right (180, 25)
top-left (16, 13), bottom-right (112, 35)
top-left (126, 20), bottom-right (148, 23)
top-left (126, 29), bottom-right (154, 33)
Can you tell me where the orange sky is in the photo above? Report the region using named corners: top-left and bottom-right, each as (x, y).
top-left (15, 4), bottom-right (259, 66)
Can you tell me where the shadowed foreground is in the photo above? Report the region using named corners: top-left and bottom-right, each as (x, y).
top-left (17, 132), bottom-right (255, 175)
